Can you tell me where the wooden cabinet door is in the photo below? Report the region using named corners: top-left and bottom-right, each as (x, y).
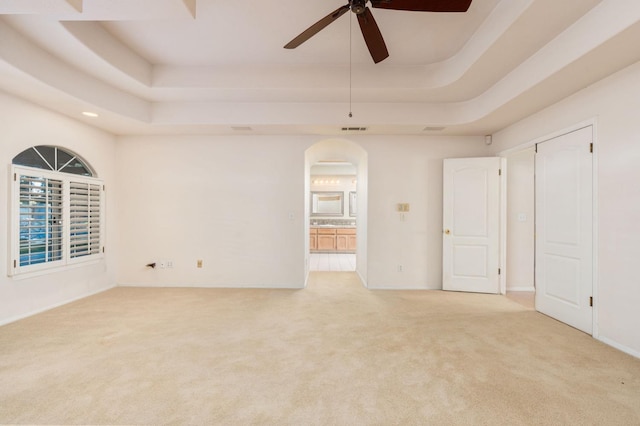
top-left (336, 235), bottom-right (348, 251)
top-left (347, 235), bottom-right (357, 251)
top-left (317, 235), bottom-right (336, 250)
top-left (310, 228), bottom-right (319, 251)
top-left (334, 228), bottom-right (356, 252)
top-left (317, 228), bottom-right (336, 250)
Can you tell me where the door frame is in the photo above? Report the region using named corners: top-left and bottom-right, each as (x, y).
top-left (304, 139), bottom-right (369, 287)
top-left (498, 117), bottom-right (599, 337)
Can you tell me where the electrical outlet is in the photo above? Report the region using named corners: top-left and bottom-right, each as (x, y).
top-left (197, 259), bottom-right (203, 268)
top-left (159, 261), bottom-right (166, 269)
top-left (397, 264), bottom-right (403, 272)
top-left (167, 260), bottom-right (173, 268)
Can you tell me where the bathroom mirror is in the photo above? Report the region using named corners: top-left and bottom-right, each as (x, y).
top-left (311, 191), bottom-right (344, 216)
top-left (349, 192), bottom-right (357, 217)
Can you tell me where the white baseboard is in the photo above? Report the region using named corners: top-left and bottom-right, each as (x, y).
top-left (117, 282), bottom-right (304, 289)
top-left (597, 336), bottom-right (640, 360)
top-left (0, 285), bottom-right (115, 327)
top-left (366, 283), bottom-right (441, 290)
top-left (507, 286), bottom-right (535, 292)
top-left (356, 269), bottom-right (367, 288)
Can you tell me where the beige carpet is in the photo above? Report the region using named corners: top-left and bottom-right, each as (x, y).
top-left (1, 272), bottom-right (639, 425)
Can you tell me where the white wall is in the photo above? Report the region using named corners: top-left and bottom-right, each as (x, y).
top-left (490, 60), bottom-right (640, 357)
top-left (357, 136), bottom-right (490, 289)
top-left (116, 135), bottom-right (308, 288)
top-left (0, 91), bottom-right (117, 325)
top-left (116, 134), bottom-right (488, 290)
top-left (504, 148), bottom-right (535, 292)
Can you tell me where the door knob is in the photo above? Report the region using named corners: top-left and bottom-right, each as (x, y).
top-left (444, 229), bottom-right (451, 235)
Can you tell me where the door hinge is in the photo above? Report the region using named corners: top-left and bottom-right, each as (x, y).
top-left (589, 296), bottom-right (593, 307)
top-left (498, 268), bottom-right (501, 275)
top-left (13, 259), bottom-right (17, 268)
top-left (14, 173), bottom-right (17, 182)
top-left (589, 143), bottom-right (593, 153)
top-left (102, 246), bottom-right (105, 253)
top-left (103, 184), bottom-right (106, 191)
top-left (498, 169), bottom-right (502, 176)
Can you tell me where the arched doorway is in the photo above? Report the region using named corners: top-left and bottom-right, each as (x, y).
top-left (305, 139), bottom-right (368, 286)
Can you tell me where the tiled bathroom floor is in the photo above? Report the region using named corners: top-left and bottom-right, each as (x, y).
top-left (309, 253), bottom-right (356, 272)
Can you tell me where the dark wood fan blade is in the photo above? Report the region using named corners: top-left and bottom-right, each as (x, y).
top-left (357, 8), bottom-right (389, 63)
top-left (284, 4), bottom-right (350, 49)
top-left (371, 0), bottom-right (472, 12)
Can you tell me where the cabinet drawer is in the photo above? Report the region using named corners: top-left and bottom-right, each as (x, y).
top-left (336, 228), bottom-right (356, 235)
top-left (317, 228), bottom-right (337, 235)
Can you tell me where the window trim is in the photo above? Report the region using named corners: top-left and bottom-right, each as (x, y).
top-left (9, 165), bottom-right (105, 277)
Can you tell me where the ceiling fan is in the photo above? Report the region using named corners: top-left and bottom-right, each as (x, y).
top-left (284, 0), bottom-right (472, 64)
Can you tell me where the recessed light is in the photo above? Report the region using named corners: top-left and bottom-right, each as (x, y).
top-left (82, 112), bottom-right (98, 118)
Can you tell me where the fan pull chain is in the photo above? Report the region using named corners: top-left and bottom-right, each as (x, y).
top-left (349, 12), bottom-right (353, 118)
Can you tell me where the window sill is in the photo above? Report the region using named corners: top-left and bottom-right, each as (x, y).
top-left (9, 257), bottom-right (105, 281)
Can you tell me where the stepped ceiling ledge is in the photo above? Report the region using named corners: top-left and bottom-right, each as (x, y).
top-left (0, 0), bottom-right (639, 135)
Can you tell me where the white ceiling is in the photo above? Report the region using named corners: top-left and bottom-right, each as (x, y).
top-left (1, 0), bottom-right (639, 136)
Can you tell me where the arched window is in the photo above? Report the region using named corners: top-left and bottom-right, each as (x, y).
top-left (13, 145), bottom-right (94, 176)
top-left (10, 146), bottom-right (104, 275)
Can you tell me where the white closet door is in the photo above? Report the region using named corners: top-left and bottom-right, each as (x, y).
top-left (535, 126), bottom-right (593, 334)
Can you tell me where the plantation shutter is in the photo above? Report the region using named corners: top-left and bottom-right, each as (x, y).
top-left (69, 181), bottom-right (102, 258)
top-left (18, 173), bottom-right (64, 266)
top-left (11, 148), bottom-right (104, 276)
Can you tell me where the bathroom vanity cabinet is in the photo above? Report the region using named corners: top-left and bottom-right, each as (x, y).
top-left (310, 227), bottom-right (356, 253)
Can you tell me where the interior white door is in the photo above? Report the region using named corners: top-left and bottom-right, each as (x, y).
top-left (443, 157), bottom-right (502, 294)
top-left (535, 126), bottom-right (593, 334)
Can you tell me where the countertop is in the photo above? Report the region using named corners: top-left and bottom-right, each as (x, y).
top-left (311, 224), bottom-right (356, 229)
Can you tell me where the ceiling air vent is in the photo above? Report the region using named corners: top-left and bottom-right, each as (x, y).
top-left (423, 126), bottom-right (446, 132)
top-left (231, 126), bottom-right (253, 131)
top-left (341, 127), bottom-right (367, 132)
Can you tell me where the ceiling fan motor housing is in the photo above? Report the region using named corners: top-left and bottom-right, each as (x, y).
top-left (350, 0), bottom-right (367, 14)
